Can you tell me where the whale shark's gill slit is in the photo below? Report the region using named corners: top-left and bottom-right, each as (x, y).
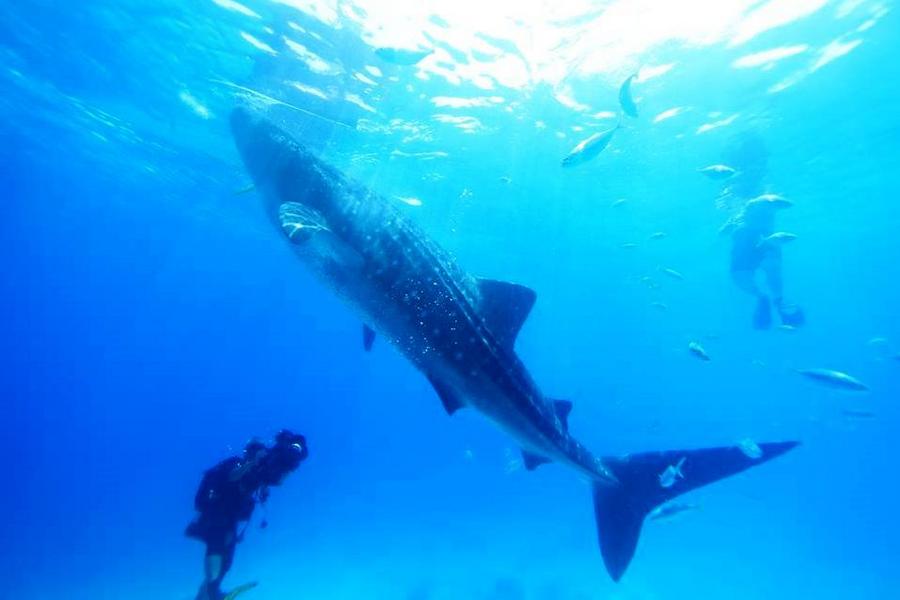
top-left (279, 202), bottom-right (330, 243)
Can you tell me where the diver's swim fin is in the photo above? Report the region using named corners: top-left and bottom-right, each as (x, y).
top-left (752, 296), bottom-right (772, 330)
top-left (592, 441), bottom-right (799, 581)
top-left (222, 582), bottom-right (258, 600)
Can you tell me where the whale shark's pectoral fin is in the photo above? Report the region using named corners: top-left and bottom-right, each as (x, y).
top-left (427, 374), bottom-right (464, 415)
top-left (363, 325), bottom-right (376, 351)
top-left (279, 201), bottom-right (330, 244)
top-left (522, 450), bottom-right (551, 471)
top-left (476, 278), bottom-right (537, 349)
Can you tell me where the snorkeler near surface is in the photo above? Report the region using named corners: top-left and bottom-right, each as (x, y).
top-left (186, 430), bottom-right (308, 600)
top-left (718, 132), bottom-right (805, 330)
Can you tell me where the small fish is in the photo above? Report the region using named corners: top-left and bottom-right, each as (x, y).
top-left (618, 73), bottom-right (638, 118)
top-left (867, 336), bottom-right (889, 346)
top-left (796, 368), bottom-right (869, 392)
top-left (421, 172), bottom-right (445, 182)
top-left (234, 184), bottom-right (256, 195)
top-left (841, 408), bottom-right (876, 419)
top-left (621, 242), bottom-right (638, 249)
top-left (660, 267), bottom-right (684, 281)
top-left (699, 164), bottom-right (737, 180)
top-left (777, 324), bottom-right (798, 333)
top-left (748, 194), bottom-right (793, 209)
top-left (459, 188), bottom-right (473, 199)
top-left (222, 582), bottom-right (259, 600)
top-left (499, 175), bottom-right (512, 184)
top-left (758, 232), bottom-right (797, 248)
top-left (650, 301), bottom-right (668, 311)
top-left (503, 447), bottom-right (522, 473)
top-left (688, 341), bottom-right (710, 361)
top-left (612, 198), bottom-right (628, 207)
top-left (395, 195), bottom-right (423, 207)
top-left (649, 231), bottom-right (667, 240)
top-left (737, 438), bottom-right (763, 459)
top-left (561, 125), bottom-right (621, 168)
top-left (640, 276), bottom-right (660, 289)
top-left (659, 457), bottom-right (686, 488)
top-left (375, 46), bottom-right (433, 66)
top-left (649, 502), bottom-right (699, 521)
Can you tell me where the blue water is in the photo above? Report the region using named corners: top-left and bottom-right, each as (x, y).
top-left (3, 1), bottom-right (899, 598)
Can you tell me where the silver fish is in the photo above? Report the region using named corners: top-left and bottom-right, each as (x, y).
top-left (649, 501), bottom-right (699, 521)
top-left (758, 232), bottom-right (798, 247)
top-left (737, 438), bottom-right (763, 459)
top-left (699, 164), bottom-right (737, 180)
top-left (659, 457), bottom-right (686, 488)
top-left (841, 408), bottom-right (876, 419)
top-left (688, 342), bottom-right (710, 361)
top-left (618, 74), bottom-right (638, 118)
top-left (562, 125), bottom-right (621, 168)
top-left (660, 267), bottom-right (685, 281)
top-left (796, 368), bottom-right (869, 392)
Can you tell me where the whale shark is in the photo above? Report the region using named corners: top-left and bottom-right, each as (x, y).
top-left (229, 107), bottom-right (799, 581)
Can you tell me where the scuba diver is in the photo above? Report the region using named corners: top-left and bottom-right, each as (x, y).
top-left (186, 430), bottom-right (309, 600)
top-left (718, 132), bottom-right (805, 330)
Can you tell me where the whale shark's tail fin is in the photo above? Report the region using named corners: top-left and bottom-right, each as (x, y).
top-left (592, 441), bottom-right (798, 581)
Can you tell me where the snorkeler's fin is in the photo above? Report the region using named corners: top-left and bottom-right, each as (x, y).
top-left (776, 302), bottom-right (805, 328)
top-left (752, 296), bottom-right (772, 330)
top-left (592, 441), bottom-right (799, 581)
top-left (222, 581), bottom-right (258, 600)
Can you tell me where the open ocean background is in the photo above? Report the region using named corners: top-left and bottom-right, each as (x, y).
top-left (3, 1), bottom-right (899, 598)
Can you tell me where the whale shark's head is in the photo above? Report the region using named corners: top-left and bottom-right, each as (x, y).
top-left (230, 107), bottom-right (333, 214)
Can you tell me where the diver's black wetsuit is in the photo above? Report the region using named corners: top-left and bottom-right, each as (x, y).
top-left (186, 457), bottom-right (259, 592)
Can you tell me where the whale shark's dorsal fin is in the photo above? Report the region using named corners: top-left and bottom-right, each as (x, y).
top-left (476, 278), bottom-right (536, 349)
top-left (551, 398), bottom-right (573, 432)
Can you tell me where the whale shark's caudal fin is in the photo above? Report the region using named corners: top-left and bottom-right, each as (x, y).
top-left (592, 441), bottom-right (799, 581)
